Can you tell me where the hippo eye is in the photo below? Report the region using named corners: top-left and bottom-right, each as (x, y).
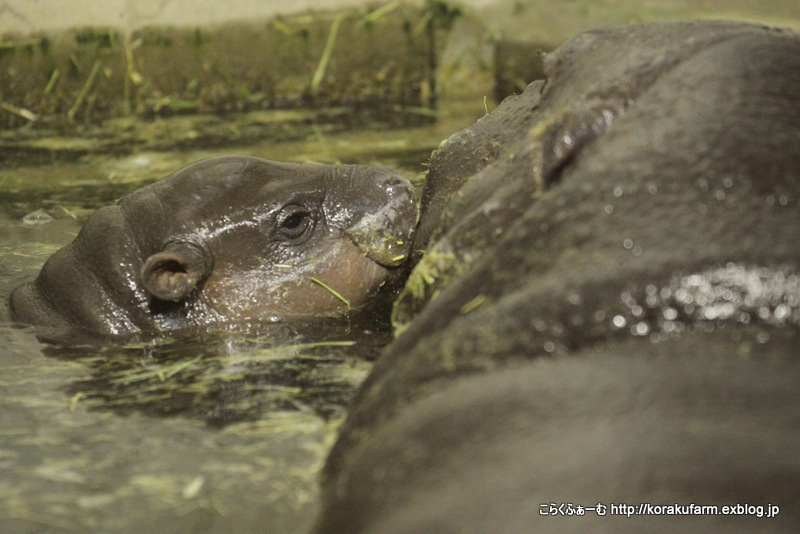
top-left (277, 206), bottom-right (314, 242)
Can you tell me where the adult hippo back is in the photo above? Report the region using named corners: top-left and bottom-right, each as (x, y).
top-left (316, 21), bottom-right (800, 533)
top-left (9, 156), bottom-right (417, 336)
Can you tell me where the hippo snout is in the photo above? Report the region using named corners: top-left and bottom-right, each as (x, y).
top-left (343, 169), bottom-right (419, 268)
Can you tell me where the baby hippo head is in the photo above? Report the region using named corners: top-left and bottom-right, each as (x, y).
top-left (8, 155), bottom-right (418, 335)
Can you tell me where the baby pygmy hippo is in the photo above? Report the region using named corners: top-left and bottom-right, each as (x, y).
top-left (9, 155), bottom-right (418, 336)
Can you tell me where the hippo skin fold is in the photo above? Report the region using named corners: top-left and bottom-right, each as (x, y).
top-left (316, 21), bottom-right (800, 534)
top-left (8, 156), bottom-right (418, 335)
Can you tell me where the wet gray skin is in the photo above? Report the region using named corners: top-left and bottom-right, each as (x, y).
top-left (316, 21), bottom-right (800, 534)
top-left (8, 155), bottom-right (418, 336)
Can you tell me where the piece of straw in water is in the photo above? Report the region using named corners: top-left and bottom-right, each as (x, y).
top-left (311, 277), bottom-right (351, 310)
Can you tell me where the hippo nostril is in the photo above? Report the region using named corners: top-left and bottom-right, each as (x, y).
top-left (382, 176), bottom-right (414, 200)
top-left (384, 176), bottom-right (405, 187)
top-left (378, 173), bottom-right (408, 190)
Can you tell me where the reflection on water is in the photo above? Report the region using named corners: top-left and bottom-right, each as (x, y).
top-left (48, 317), bottom-right (387, 424)
top-left (1, 323), bottom-right (334, 533)
top-left (0, 320), bottom-right (376, 533)
top-left (0, 104), bottom-right (482, 533)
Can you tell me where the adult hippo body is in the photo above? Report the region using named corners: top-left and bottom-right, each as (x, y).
top-left (317, 21), bottom-right (800, 534)
top-left (9, 156), bottom-right (417, 336)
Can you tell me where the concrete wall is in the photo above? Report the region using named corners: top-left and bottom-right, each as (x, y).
top-left (3, 0), bottom-right (799, 37)
top-left (0, 0), bottom-right (420, 34)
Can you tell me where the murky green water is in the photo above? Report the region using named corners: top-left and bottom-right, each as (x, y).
top-left (0, 102), bottom-right (483, 534)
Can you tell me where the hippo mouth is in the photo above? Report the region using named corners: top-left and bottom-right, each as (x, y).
top-left (344, 174), bottom-right (419, 268)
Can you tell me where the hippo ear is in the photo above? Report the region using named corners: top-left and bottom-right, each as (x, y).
top-left (141, 241), bottom-right (212, 302)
